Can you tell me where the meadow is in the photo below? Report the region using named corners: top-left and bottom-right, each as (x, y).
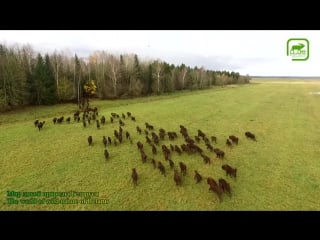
top-left (1, 79), bottom-right (320, 210)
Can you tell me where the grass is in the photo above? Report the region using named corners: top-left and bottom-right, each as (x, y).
top-left (1, 79), bottom-right (320, 210)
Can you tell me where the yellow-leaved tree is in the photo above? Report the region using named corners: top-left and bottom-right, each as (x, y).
top-left (82, 80), bottom-right (97, 109)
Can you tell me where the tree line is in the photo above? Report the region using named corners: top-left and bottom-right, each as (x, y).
top-left (0, 43), bottom-right (250, 111)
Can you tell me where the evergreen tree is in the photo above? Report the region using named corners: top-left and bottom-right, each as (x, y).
top-left (43, 54), bottom-right (57, 104)
top-left (0, 42), bottom-right (250, 112)
top-left (132, 54), bottom-right (142, 96)
top-left (31, 54), bottom-right (46, 105)
top-left (0, 47), bottom-right (27, 110)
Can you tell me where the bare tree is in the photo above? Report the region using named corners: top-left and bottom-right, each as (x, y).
top-left (152, 60), bottom-right (162, 94)
top-left (181, 66), bottom-right (188, 89)
top-left (108, 55), bottom-right (120, 97)
top-left (52, 51), bottom-right (62, 99)
top-left (199, 67), bottom-right (206, 89)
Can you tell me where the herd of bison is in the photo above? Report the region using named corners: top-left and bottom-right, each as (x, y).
top-left (34, 106), bottom-right (257, 203)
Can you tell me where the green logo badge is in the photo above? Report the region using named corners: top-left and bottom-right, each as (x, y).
top-left (287, 38), bottom-right (309, 61)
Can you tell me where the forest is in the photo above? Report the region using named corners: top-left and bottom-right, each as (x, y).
top-left (0, 43), bottom-right (250, 111)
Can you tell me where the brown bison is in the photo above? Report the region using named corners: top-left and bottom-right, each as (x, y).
top-left (132, 168), bottom-right (138, 186)
top-left (104, 149), bottom-right (109, 160)
top-left (194, 170), bottom-right (202, 183)
top-left (100, 116), bottom-right (106, 125)
top-left (175, 145), bottom-right (182, 155)
top-left (245, 131), bottom-right (257, 141)
top-left (169, 159), bottom-right (174, 169)
top-left (137, 141), bottom-right (143, 150)
top-left (222, 164), bottom-right (237, 178)
top-left (174, 169), bottom-right (182, 186)
top-left (201, 154), bottom-right (211, 164)
top-left (158, 161), bottom-right (166, 176)
top-left (126, 131), bottom-right (131, 140)
top-left (219, 178), bottom-right (231, 195)
top-left (214, 148), bottom-right (225, 159)
top-left (179, 162), bottom-right (187, 176)
top-left (136, 126), bottom-right (142, 134)
top-left (88, 136), bottom-right (93, 146)
top-left (140, 150), bottom-right (147, 163)
top-left (206, 143), bottom-right (214, 152)
top-left (229, 135), bottom-right (239, 145)
top-left (152, 144), bottom-right (157, 155)
top-left (37, 121), bottom-right (45, 131)
top-left (103, 136), bottom-right (107, 148)
top-left (207, 177), bottom-right (223, 202)
top-left (207, 177), bottom-right (218, 187)
top-left (226, 139), bottom-right (232, 147)
top-left (151, 159), bottom-right (157, 169)
top-left (211, 136), bottom-right (217, 143)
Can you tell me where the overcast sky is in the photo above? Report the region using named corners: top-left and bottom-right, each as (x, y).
top-left (0, 30), bottom-right (319, 76)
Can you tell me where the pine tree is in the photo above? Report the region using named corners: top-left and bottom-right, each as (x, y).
top-left (6, 50), bottom-right (27, 106)
top-left (31, 54), bottom-right (46, 105)
top-left (132, 54), bottom-right (142, 96)
top-left (43, 54), bottom-right (57, 104)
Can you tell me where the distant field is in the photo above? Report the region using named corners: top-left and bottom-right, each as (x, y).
top-left (1, 79), bottom-right (320, 210)
top-left (251, 77), bottom-right (320, 83)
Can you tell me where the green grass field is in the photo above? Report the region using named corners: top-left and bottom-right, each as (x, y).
top-left (1, 79), bottom-right (320, 210)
